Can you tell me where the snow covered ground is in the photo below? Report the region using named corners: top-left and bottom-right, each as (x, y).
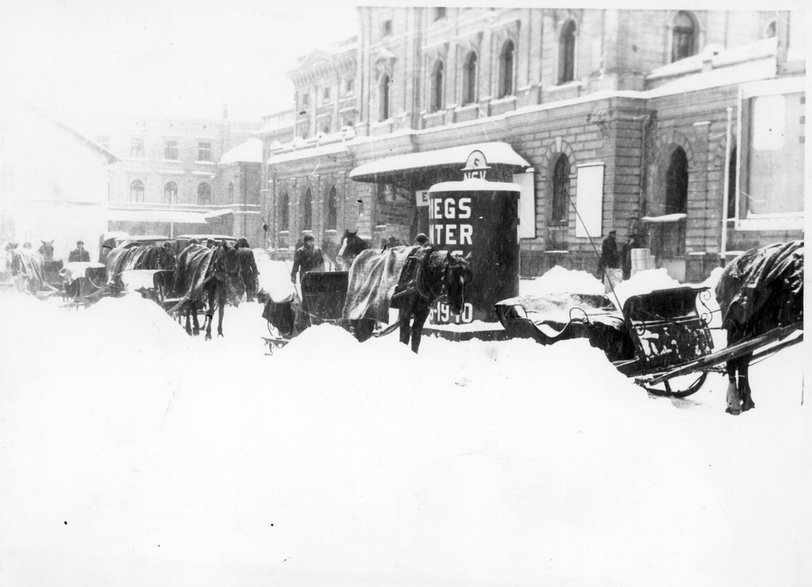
top-left (0, 265), bottom-right (809, 586)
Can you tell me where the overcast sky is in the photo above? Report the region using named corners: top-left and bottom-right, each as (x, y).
top-left (0, 0), bottom-right (359, 131)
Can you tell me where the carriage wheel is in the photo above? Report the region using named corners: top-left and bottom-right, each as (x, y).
top-left (642, 371), bottom-right (708, 398)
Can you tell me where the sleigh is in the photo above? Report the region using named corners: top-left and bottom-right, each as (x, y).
top-left (495, 285), bottom-right (803, 397)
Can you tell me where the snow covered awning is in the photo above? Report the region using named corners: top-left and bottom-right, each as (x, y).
top-left (640, 213), bottom-right (687, 224)
top-left (203, 208), bottom-right (234, 220)
top-left (349, 141), bottom-right (530, 182)
top-left (108, 209), bottom-right (210, 224)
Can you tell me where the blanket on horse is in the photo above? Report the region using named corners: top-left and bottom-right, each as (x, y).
top-left (715, 240), bottom-right (804, 328)
top-left (62, 262), bottom-right (105, 285)
top-left (173, 245), bottom-right (215, 303)
top-left (11, 249), bottom-right (46, 289)
top-left (342, 245), bottom-right (421, 323)
top-left (105, 244), bottom-right (161, 283)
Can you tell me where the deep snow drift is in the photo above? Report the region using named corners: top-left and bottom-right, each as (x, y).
top-left (0, 265), bottom-right (809, 586)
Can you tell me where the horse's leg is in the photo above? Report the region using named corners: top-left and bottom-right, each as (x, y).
top-left (192, 302), bottom-right (201, 336)
top-left (740, 354), bottom-right (755, 412)
top-left (398, 298), bottom-right (413, 347)
top-left (410, 301), bottom-right (431, 354)
top-left (205, 285), bottom-right (216, 340)
top-left (217, 283), bottom-right (226, 337)
top-left (725, 356), bottom-right (743, 415)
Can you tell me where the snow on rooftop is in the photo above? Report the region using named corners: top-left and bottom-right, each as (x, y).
top-left (220, 137), bottom-right (263, 164)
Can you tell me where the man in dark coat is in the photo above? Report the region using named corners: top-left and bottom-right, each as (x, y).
top-left (597, 230), bottom-right (621, 293)
top-left (235, 237), bottom-right (259, 302)
top-left (68, 240), bottom-right (90, 263)
top-left (290, 234), bottom-right (324, 284)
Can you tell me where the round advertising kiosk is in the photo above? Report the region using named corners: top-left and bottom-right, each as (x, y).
top-left (427, 150), bottom-right (520, 323)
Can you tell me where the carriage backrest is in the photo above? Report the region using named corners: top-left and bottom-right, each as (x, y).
top-left (622, 286), bottom-right (714, 370)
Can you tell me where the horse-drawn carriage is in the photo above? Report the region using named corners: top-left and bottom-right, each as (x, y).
top-left (495, 241), bottom-right (804, 408)
top-left (261, 244), bottom-right (472, 354)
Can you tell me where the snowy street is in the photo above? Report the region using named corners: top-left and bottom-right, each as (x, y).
top-left (0, 266), bottom-right (809, 586)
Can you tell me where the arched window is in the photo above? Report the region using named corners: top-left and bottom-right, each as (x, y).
top-left (558, 21), bottom-right (576, 84)
top-left (379, 74), bottom-right (391, 121)
top-left (551, 155), bottom-right (570, 224)
top-left (163, 181), bottom-right (177, 205)
top-left (671, 12), bottom-right (697, 62)
top-left (462, 51), bottom-right (478, 105)
top-left (326, 186), bottom-right (337, 230)
top-left (302, 188), bottom-right (312, 230)
top-left (130, 179), bottom-right (144, 203)
top-left (666, 147), bottom-right (688, 214)
top-left (280, 192), bottom-right (290, 231)
top-left (197, 182), bottom-right (211, 206)
top-left (228, 182), bottom-right (235, 203)
top-left (727, 146), bottom-right (737, 219)
top-left (430, 59), bottom-right (444, 112)
top-left (498, 40), bottom-right (515, 98)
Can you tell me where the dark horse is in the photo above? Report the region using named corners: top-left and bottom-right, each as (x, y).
top-left (336, 229), bottom-right (370, 270)
top-left (715, 241), bottom-right (804, 415)
top-left (38, 240), bottom-right (54, 260)
top-left (343, 245), bottom-right (472, 353)
top-left (172, 241), bottom-right (241, 339)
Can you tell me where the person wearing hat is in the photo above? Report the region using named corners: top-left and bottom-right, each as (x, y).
top-left (68, 240), bottom-right (90, 263)
top-left (413, 233), bottom-right (430, 246)
top-left (290, 234), bottom-right (324, 284)
top-left (235, 237), bottom-right (259, 302)
top-left (597, 230), bottom-right (621, 293)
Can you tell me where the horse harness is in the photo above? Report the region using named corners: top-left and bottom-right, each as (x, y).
top-left (392, 248), bottom-right (453, 306)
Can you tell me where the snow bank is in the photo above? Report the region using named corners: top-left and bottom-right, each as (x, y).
top-left (520, 265), bottom-right (604, 296)
top-left (0, 289), bottom-right (809, 587)
top-left (612, 268), bottom-right (681, 307)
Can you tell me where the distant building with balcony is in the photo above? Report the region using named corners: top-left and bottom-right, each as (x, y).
top-left (260, 8), bottom-right (805, 281)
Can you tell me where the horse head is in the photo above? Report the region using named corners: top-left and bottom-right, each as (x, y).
top-left (39, 240), bottom-right (54, 260)
top-left (443, 252), bottom-right (473, 315)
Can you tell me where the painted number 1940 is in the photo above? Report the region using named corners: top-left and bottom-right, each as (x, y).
top-left (431, 301), bottom-right (474, 324)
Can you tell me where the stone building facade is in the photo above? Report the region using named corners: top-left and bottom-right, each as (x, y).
top-left (261, 8), bottom-right (804, 280)
top-left (99, 116), bottom-right (260, 239)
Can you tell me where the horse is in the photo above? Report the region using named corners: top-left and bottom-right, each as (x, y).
top-left (715, 241), bottom-right (804, 415)
top-left (38, 240), bottom-right (54, 260)
top-left (336, 229), bottom-right (370, 270)
top-left (342, 245), bottom-right (472, 353)
top-left (105, 242), bottom-right (175, 290)
top-left (7, 244), bottom-right (49, 294)
top-left (171, 241), bottom-right (241, 339)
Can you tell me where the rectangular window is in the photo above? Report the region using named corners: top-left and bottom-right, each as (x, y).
top-left (301, 92), bottom-right (310, 107)
top-left (738, 82), bottom-right (805, 221)
top-left (345, 78), bottom-right (354, 94)
top-left (164, 140), bottom-right (179, 160)
top-left (322, 87), bottom-right (331, 102)
top-left (382, 20), bottom-right (392, 36)
top-left (198, 141), bottom-right (212, 161)
top-left (130, 138), bottom-right (144, 158)
top-left (434, 7), bottom-right (446, 20)
top-left (575, 164), bottom-right (604, 238)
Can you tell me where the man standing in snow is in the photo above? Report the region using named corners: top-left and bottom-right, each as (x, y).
top-left (597, 230), bottom-right (621, 293)
top-left (290, 234), bottom-right (324, 285)
top-left (235, 237), bottom-right (259, 302)
top-left (68, 240), bottom-right (90, 263)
